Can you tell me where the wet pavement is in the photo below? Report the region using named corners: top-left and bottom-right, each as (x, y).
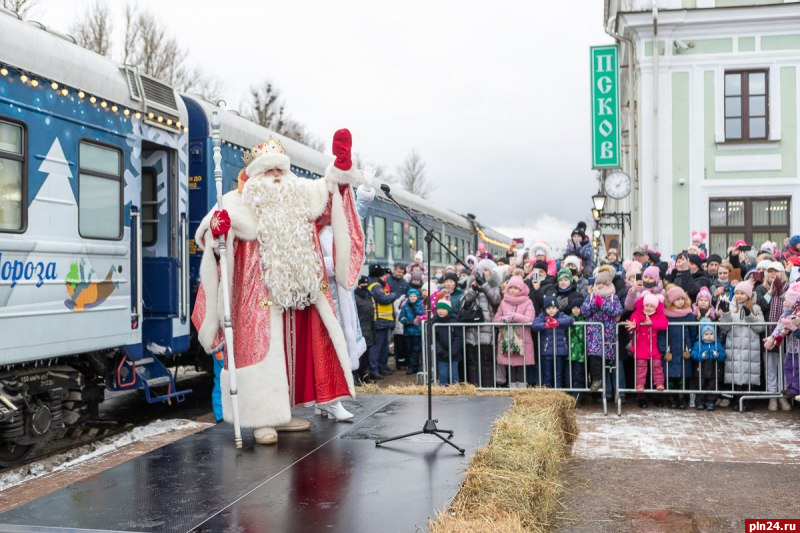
top-left (0, 394), bottom-right (511, 533)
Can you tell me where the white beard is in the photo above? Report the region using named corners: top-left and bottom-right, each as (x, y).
top-left (242, 173), bottom-right (322, 310)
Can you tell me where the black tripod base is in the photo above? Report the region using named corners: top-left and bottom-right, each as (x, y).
top-left (375, 419), bottom-right (465, 454)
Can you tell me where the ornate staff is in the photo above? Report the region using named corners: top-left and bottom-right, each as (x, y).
top-left (210, 111), bottom-right (242, 448)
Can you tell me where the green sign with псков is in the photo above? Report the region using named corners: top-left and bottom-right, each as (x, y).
top-left (590, 45), bottom-right (620, 169)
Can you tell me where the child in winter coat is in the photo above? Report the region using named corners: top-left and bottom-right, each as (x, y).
top-left (719, 281), bottom-right (765, 410)
top-left (580, 271), bottom-right (624, 396)
top-left (691, 319), bottom-right (727, 410)
top-left (764, 281), bottom-right (800, 410)
top-left (554, 268), bottom-right (579, 312)
top-left (494, 275), bottom-right (536, 387)
top-left (399, 288), bottom-right (426, 375)
top-left (567, 294), bottom-right (588, 394)
top-left (431, 297), bottom-right (463, 386)
top-left (663, 285), bottom-right (694, 409)
top-left (531, 295), bottom-right (575, 388)
top-left (693, 286), bottom-right (717, 321)
top-left (626, 292), bottom-right (668, 392)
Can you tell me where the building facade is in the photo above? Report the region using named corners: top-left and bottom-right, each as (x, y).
top-left (604, 0), bottom-right (800, 257)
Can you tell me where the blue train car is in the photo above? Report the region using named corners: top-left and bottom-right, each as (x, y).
top-left (0, 11), bottom-right (191, 463)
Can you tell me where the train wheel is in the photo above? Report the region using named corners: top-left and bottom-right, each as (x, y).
top-left (0, 441), bottom-right (34, 468)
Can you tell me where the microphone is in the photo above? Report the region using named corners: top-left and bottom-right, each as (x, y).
top-left (380, 183), bottom-right (391, 195)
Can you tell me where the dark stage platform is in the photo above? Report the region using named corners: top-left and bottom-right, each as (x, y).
top-left (0, 394), bottom-right (512, 533)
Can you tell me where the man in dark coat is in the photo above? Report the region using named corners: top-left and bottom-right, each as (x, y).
top-left (671, 253), bottom-right (712, 301)
top-left (354, 276), bottom-right (375, 383)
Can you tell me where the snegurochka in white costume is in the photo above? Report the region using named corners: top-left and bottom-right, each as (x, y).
top-left (191, 129), bottom-right (368, 444)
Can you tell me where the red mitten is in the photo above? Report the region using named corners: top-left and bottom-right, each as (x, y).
top-left (594, 295), bottom-right (604, 308)
top-left (545, 316), bottom-right (559, 329)
top-left (332, 129), bottom-right (353, 171)
top-left (210, 209), bottom-right (231, 237)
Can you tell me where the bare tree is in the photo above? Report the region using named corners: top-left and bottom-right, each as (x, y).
top-left (1, 0), bottom-right (36, 17)
top-left (245, 80), bottom-right (324, 151)
top-left (118, 4), bottom-right (223, 101)
top-left (281, 119), bottom-right (324, 152)
top-left (70, 0), bottom-right (112, 56)
top-left (397, 149), bottom-right (434, 198)
top-left (246, 81), bottom-right (285, 130)
top-left (180, 66), bottom-right (225, 103)
top-left (123, 4), bottom-right (188, 87)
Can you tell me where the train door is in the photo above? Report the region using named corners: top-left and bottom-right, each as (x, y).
top-left (136, 141), bottom-right (189, 356)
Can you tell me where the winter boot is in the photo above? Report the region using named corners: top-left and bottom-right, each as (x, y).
top-left (779, 397), bottom-right (791, 411)
top-left (768, 398), bottom-right (778, 412)
top-left (275, 416), bottom-right (311, 432)
top-left (254, 427), bottom-right (278, 445)
top-left (315, 401), bottom-right (355, 421)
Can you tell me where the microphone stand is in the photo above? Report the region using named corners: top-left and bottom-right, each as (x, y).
top-left (375, 184), bottom-right (466, 454)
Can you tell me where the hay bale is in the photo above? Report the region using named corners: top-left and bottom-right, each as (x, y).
top-left (355, 383), bottom-right (577, 530)
top-left (427, 390), bottom-right (576, 533)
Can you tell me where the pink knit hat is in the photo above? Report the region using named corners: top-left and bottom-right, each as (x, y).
top-left (505, 275), bottom-right (529, 296)
top-left (734, 280), bottom-right (754, 299)
top-left (623, 260), bottom-right (642, 279)
top-left (643, 292), bottom-right (661, 308)
top-left (666, 286), bottom-right (688, 303)
top-left (643, 266), bottom-right (661, 280)
top-left (696, 286), bottom-right (712, 304)
top-left (784, 282), bottom-right (800, 306)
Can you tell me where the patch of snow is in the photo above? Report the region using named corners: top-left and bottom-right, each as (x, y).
top-left (0, 419), bottom-right (206, 492)
top-left (145, 342), bottom-right (170, 355)
top-left (573, 410), bottom-right (800, 464)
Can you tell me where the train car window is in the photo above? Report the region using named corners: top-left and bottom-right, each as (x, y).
top-left (0, 119), bottom-right (25, 232)
top-left (141, 168), bottom-right (158, 246)
top-left (78, 141), bottom-right (122, 240)
top-left (433, 231), bottom-right (442, 262)
top-left (374, 216), bottom-right (386, 258)
top-left (409, 226), bottom-right (417, 259)
top-left (392, 220), bottom-right (403, 260)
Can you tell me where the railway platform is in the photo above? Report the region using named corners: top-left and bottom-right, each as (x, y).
top-left (0, 394), bottom-right (511, 533)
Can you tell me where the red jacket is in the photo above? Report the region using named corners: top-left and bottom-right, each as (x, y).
top-left (629, 299), bottom-right (668, 360)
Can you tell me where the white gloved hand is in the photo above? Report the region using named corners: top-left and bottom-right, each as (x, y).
top-left (362, 165), bottom-right (376, 188)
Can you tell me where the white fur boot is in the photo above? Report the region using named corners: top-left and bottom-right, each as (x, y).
top-left (254, 427), bottom-right (278, 445)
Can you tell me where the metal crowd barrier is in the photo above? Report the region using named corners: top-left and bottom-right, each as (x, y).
top-left (613, 319), bottom-right (789, 415)
top-left (421, 321), bottom-right (613, 416)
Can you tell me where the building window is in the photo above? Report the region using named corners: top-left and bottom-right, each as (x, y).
top-left (0, 119), bottom-right (25, 232)
top-left (79, 141), bottom-right (122, 240)
top-left (392, 220), bottom-right (403, 260)
top-left (724, 69), bottom-right (768, 141)
top-left (709, 197), bottom-right (789, 255)
top-left (374, 216), bottom-right (386, 258)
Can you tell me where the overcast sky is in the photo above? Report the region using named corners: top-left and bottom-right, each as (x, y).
top-left (28, 0), bottom-right (612, 249)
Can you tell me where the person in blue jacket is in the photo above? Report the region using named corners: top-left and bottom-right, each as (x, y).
top-left (531, 295), bottom-right (575, 388)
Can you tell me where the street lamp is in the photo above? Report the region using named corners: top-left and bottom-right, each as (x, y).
top-left (592, 228), bottom-right (602, 239)
top-left (592, 193), bottom-right (607, 212)
top-left (592, 208), bottom-right (601, 222)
